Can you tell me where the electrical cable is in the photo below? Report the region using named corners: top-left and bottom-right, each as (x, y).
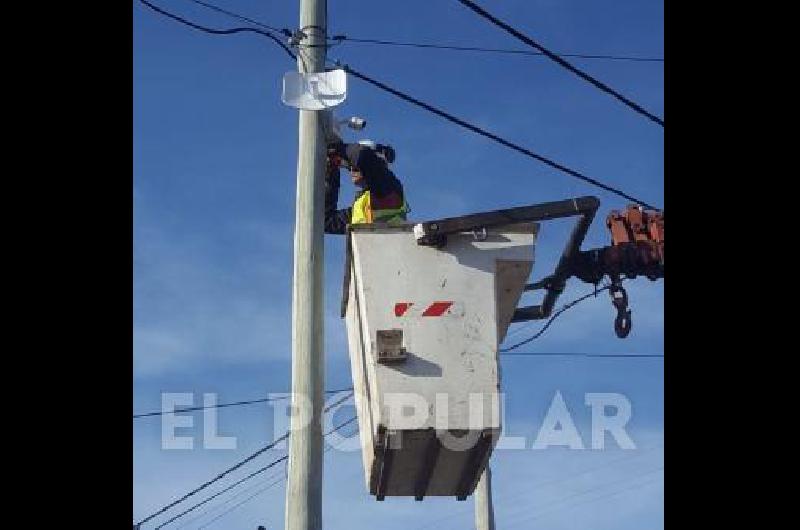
top-left (137, 0), bottom-right (295, 60)
top-left (137, 0), bottom-right (659, 209)
top-left (453, 0), bottom-right (664, 126)
top-left (183, 0), bottom-right (289, 35)
top-left (338, 63), bottom-right (659, 210)
top-left (165, 416), bottom-right (357, 529)
top-left (136, 392), bottom-right (353, 527)
top-left (329, 35), bottom-right (663, 63)
top-left (500, 285), bottom-right (612, 352)
top-left (502, 352), bottom-right (664, 358)
top-left (133, 387), bottom-right (353, 419)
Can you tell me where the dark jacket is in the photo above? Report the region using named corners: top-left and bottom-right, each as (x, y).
top-left (325, 143), bottom-right (406, 235)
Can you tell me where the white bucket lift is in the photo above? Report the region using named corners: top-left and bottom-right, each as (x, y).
top-left (343, 221), bottom-right (537, 500)
top-left (341, 198), bottom-right (600, 501)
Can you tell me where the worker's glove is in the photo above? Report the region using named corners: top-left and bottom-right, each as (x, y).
top-left (327, 140), bottom-right (347, 158)
top-left (326, 141), bottom-right (350, 170)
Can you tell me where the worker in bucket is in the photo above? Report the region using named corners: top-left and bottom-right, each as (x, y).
top-left (324, 139), bottom-right (409, 234)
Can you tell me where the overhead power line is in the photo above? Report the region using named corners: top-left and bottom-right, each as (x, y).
top-left (500, 285), bottom-right (611, 352)
top-left (501, 352), bottom-right (664, 358)
top-left (195, 417), bottom-right (357, 529)
top-left (133, 387), bottom-right (353, 419)
top-left (136, 392), bottom-right (353, 528)
top-left (137, 0), bottom-right (660, 210)
top-left (337, 64), bottom-right (658, 209)
top-left (329, 36), bottom-right (664, 63)
top-left (156, 416), bottom-right (358, 529)
top-left (453, 0), bottom-right (664, 127)
top-left (416, 442), bottom-right (663, 530)
top-left (179, 0), bottom-right (664, 65)
top-left (175, 471), bottom-right (282, 530)
top-left (183, 0), bottom-right (289, 35)
top-left (156, 456), bottom-right (289, 529)
top-left (174, 469), bottom-right (282, 529)
top-left (137, 433), bottom-right (290, 527)
top-left (500, 467), bottom-right (664, 529)
top-left (137, 0), bottom-right (295, 59)
top-left (134, 396), bottom-right (289, 419)
top-left (197, 475), bottom-right (284, 530)
top-left (180, 0), bottom-right (663, 64)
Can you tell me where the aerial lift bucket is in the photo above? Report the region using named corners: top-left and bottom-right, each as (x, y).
top-left (342, 219), bottom-right (538, 500)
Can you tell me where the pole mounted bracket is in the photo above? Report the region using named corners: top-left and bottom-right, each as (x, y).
top-left (287, 29), bottom-right (307, 47)
top-left (287, 25), bottom-right (326, 46)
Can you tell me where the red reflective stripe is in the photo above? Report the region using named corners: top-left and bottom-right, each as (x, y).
top-left (394, 302), bottom-right (413, 317)
top-left (422, 301), bottom-right (454, 317)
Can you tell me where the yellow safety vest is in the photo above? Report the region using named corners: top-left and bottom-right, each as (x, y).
top-left (351, 190), bottom-right (410, 225)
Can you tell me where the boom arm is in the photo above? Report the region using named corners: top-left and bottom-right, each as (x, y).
top-left (519, 205), bottom-right (664, 337)
top-left (415, 201), bottom-right (664, 338)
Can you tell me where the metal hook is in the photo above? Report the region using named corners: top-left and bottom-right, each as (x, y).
top-left (614, 309), bottom-right (632, 338)
top-left (608, 280), bottom-right (632, 338)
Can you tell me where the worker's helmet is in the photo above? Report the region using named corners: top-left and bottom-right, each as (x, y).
top-left (358, 139), bottom-right (395, 164)
top-left (358, 139), bottom-right (383, 163)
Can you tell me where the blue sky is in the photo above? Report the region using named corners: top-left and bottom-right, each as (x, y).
top-left (133, 1), bottom-right (663, 528)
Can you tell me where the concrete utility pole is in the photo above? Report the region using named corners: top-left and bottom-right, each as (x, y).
top-left (284, 0), bottom-right (327, 529)
top-left (475, 466), bottom-right (496, 530)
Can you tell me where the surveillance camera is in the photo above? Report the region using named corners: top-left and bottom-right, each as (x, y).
top-left (347, 117), bottom-right (366, 130)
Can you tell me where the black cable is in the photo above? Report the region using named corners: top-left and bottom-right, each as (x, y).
top-left (134, 396), bottom-right (286, 419)
top-left (178, 0), bottom-right (319, 73)
top-left (173, 0), bottom-right (664, 65)
top-left (136, 433), bottom-right (289, 527)
top-left (137, 0), bottom-right (295, 60)
top-left (156, 456), bottom-right (288, 529)
top-left (323, 415), bottom-right (358, 435)
top-left (500, 285), bottom-right (611, 352)
top-left (133, 387), bottom-right (353, 419)
top-left (330, 36), bottom-right (663, 63)
top-left (136, 392), bottom-right (353, 527)
top-left (415, 442), bottom-right (663, 530)
top-left (155, 416), bottom-right (358, 529)
top-left (184, 418), bottom-right (357, 530)
top-left (196, 475), bottom-right (284, 530)
top-left (502, 352), bottom-right (664, 358)
top-left (339, 64), bottom-right (658, 210)
top-left (139, 0), bottom-right (657, 208)
top-left (173, 469), bottom-right (280, 529)
top-left (183, 0), bottom-right (290, 35)
top-left (499, 467), bottom-right (664, 529)
top-left (138, 0), bottom-right (659, 209)
top-left (453, 0), bottom-right (664, 126)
